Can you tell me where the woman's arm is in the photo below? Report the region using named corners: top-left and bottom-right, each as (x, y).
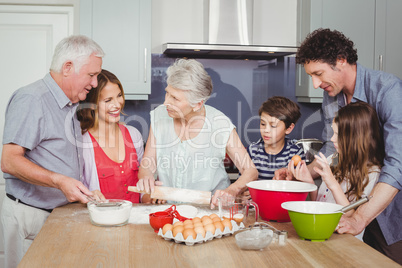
top-left (210, 129), bottom-right (257, 208)
top-left (82, 132), bottom-right (101, 191)
top-left (137, 127), bottom-right (163, 203)
top-left (224, 129), bottom-right (258, 195)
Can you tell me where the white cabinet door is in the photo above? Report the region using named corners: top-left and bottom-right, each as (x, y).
top-left (0, 5), bottom-right (73, 267)
top-left (375, 1), bottom-right (402, 79)
top-left (80, 0), bottom-right (152, 100)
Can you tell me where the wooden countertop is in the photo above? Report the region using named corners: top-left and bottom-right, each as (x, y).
top-left (19, 203), bottom-right (399, 268)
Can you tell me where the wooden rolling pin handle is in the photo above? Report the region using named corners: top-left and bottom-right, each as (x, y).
top-left (128, 186), bottom-right (147, 194)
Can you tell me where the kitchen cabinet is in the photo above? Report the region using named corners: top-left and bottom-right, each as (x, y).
top-left (80, 0), bottom-right (151, 100)
top-left (296, 0), bottom-right (402, 103)
top-left (374, 1), bottom-right (402, 79)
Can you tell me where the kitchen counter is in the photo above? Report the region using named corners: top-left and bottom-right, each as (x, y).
top-left (19, 203), bottom-right (399, 267)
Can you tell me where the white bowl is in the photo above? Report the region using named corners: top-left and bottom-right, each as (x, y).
top-left (281, 201), bottom-right (343, 214)
top-left (176, 205), bottom-right (198, 218)
top-left (247, 180), bottom-right (317, 192)
top-left (87, 199), bottom-right (132, 227)
top-left (235, 228), bottom-right (274, 250)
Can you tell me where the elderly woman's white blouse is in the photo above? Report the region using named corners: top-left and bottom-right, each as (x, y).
top-left (151, 104), bottom-right (235, 193)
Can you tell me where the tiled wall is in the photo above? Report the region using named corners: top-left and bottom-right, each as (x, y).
top-left (122, 54), bottom-right (324, 147)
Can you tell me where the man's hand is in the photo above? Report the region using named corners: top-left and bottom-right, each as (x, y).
top-left (53, 174), bottom-right (92, 203)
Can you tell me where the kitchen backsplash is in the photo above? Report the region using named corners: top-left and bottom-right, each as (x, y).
top-left (121, 54), bottom-right (323, 147)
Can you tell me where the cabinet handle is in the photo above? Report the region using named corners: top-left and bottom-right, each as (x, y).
top-left (144, 48), bottom-right (147, 83)
top-left (379, 55), bottom-right (383, 71)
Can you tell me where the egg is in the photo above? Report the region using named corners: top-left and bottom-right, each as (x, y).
top-left (162, 223), bottom-right (173, 235)
top-left (213, 221), bottom-right (224, 232)
top-left (212, 217), bottom-right (221, 223)
top-left (292, 155), bottom-right (302, 166)
top-left (202, 217), bottom-right (213, 226)
top-left (182, 228), bottom-right (196, 240)
top-left (222, 219), bottom-right (232, 230)
top-left (172, 225), bottom-right (184, 237)
top-left (173, 221), bottom-right (184, 228)
top-left (193, 222), bottom-right (204, 228)
top-left (192, 217), bottom-right (201, 223)
top-left (183, 219), bottom-right (193, 226)
top-left (233, 213), bottom-right (244, 224)
top-left (194, 226), bottom-right (206, 238)
top-left (209, 213), bottom-right (219, 219)
top-left (204, 223), bottom-right (216, 235)
top-left (201, 215), bottom-right (211, 222)
top-left (183, 223), bottom-right (194, 230)
top-left (222, 212), bottom-right (231, 221)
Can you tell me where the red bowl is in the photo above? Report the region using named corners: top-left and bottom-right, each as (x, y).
top-left (247, 180), bottom-right (317, 222)
top-left (149, 211), bottom-right (174, 232)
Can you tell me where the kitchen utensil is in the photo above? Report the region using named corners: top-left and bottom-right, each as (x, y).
top-left (86, 195), bottom-right (123, 207)
top-left (235, 223), bottom-right (274, 250)
top-left (149, 205), bottom-right (191, 232)
top-left (247, 180), bottom-right (317, 222)
top-left (281, 201), bottom-right (343, 241)
top-left (336, 196), bottom-right (371, 213)
top-left (295, 139), bottom-right (324, 163)
top-left (87, 199), bottom-right (132, 227)
top-left (241, 222), bottom-right (288, 246)
top-left (128, 186), bottom-right (211, 205)
top-left (149, 211), bottom-right (174, 232)
top-left (217, 195), bottom-right (259, 223)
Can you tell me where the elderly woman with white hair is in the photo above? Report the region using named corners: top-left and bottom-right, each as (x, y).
top-left (137, 59), bottom-right (258, 207)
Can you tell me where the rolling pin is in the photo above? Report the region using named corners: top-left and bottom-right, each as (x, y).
top-left (128, 186), bottom-right (212, 205)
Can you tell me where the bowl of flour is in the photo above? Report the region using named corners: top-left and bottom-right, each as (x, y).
top-left (87, 199), bottom-right (132, 227)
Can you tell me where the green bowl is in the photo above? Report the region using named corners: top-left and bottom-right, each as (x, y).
top-left (281, 201), bottom-right (343, 242)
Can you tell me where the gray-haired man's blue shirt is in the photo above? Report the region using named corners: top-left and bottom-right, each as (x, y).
top-left (321, 63), bottom-right (402, 245)
top-left (3, 73), bottom-right (84, 210)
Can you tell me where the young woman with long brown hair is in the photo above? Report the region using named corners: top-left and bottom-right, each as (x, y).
top-left (77, 69), bottom-right (144, 203)
top-left (289, 101), bottom-right (384, 207)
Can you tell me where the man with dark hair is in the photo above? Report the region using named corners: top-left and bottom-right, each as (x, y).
top-left (277, 28), bottom-right (402, 264)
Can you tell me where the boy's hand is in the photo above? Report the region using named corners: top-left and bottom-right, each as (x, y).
top-left (273, 167), bottom-right (293, 180)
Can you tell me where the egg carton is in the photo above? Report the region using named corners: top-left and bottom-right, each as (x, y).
top-left (157, 220), bottom-right (245, 246)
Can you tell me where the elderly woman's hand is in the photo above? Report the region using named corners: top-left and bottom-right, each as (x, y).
top-left (210, 190), bottom-right (232, 209)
